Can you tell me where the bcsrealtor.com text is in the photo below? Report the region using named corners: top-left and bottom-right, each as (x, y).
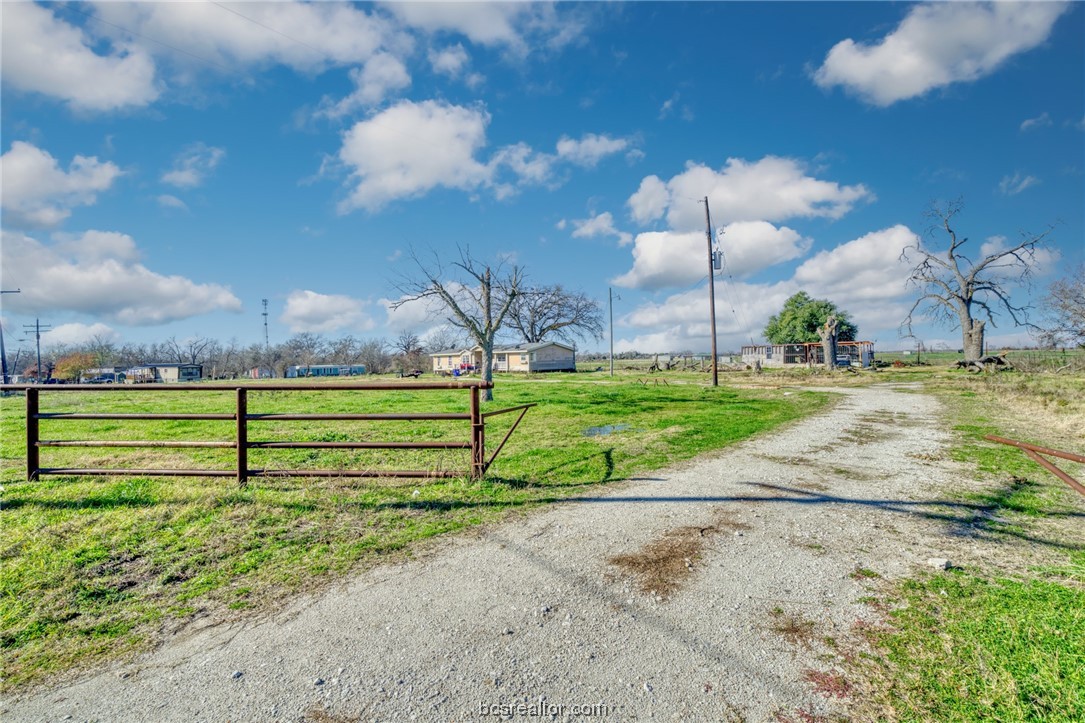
top-left (479, 701), bottom-right (612, 717)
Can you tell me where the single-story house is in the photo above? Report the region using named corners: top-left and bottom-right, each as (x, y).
top-left (285, 364), bottom-right (366, 378)
top-left (80, 367), bottom-right (127, 383)
top-left (125, 363), bottom-right (203, 383)
top-left (741, 341), bottom-right (875, 368)
top-left (431, 341), bottom-right (577, 374)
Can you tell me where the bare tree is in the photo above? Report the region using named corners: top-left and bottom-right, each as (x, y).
top-left (507, 285), bottom-right (604, 345)
top-left (901, 199), bottom-right (1052, 361)
top-left (1038, 265), bottom-right (1085, 349)
top-left (163, 335), bottom-right (215, 365)
top-left (392, 246), bottom-right (522, 401)
top-left (357, 338), bottom-right (390, 374)
top-left (423, 326), bottom-right (466, 354)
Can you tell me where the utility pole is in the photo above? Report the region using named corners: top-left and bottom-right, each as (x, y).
top-left (262, 298), bottom-right (269, 349)
top-left (23, 318), bottom-right (51, 382)
top-left (702, 197), bottom-right (719, 387)
top-left (0, 288), bottom-right (21, 385)
top-left (608, 287), bottom-right (620, 377)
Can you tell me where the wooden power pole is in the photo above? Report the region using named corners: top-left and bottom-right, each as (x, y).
top-left (702, 198), bottom-right (719, 387)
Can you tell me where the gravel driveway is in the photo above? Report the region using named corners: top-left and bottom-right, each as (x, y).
top-left (5, 384), bottom-right (984, 722)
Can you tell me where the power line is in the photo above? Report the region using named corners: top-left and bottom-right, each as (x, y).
top-left (210, 2), bottom-right (328, 57)
top-left (59, 4), bottom-right (232, 72)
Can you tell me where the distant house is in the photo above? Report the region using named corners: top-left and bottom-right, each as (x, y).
top-left (80, 367), bottom-right (127, 383)
top-left (431, 341), bottom-right (576, 374)
top-left (125, 363), bottom-right (203, 383)
top-left (284, 364), bottom-right (366, 378)
top-left (741, 341), bottom-right (874, 368)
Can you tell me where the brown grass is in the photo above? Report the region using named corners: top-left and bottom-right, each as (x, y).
top-left (767, 607), bottom-right (818, 648)
top-left (607, 511), bottom-right (750, 599)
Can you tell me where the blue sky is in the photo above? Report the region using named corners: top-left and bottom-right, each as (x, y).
top-left (2, 1), bottom-right (1082, 356)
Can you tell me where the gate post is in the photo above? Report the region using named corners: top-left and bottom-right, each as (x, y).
top-left (27, 387), bottom-right (39, 481)
top-left (470, 384), bottom-right (485, 479)
top-left (236, 388), bottom-right (248, 487)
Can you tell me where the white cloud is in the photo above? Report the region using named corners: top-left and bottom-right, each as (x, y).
top-left (615, 226), bottom-right (924, 353)
top-left (627, 157), bottom-right (872, 230)
top-left (385, 2), bottom-right (583, 55)
top-left (627, 176), bottom-right (671, 225)
top-left (337, 100), bottom-right (491, 212)
top-left (813, 2), bottom-right (1069, 106)
top-left (280, 290), bottom-right (375, 334)
top-left (379, 293), bottom-right (451, 334)
top-left (317, 53), bottom-right (412, 118)
top-left (161, 143), bottom-right (226, 188)
top-left (157, 194), bottom-right (189, 212)
top-left (556, 134), bottom-right (629, 167)
top-left (0, 230), bottom-right (242, 325)
top-left (571, 212), bottom-right (632, 246)
top-left (0, 2), bottom-right (159, 112)
top-left (616, 280), bottom-right (796, 353)
top-left (428, 44), bottom-right (469, 77)
top-left (1020, 112), bottom-right (1052, 132)
top-left (613, 222), bottom-right (810, 290)
top-left (336, 100), bottom-right (627, 210)
top-left (794, 225), bottom-right (917, 304)
top-left (998, 172), bottom-right (1040, 196)
top-left (41, 323), bottom-right (121, 349)
top-left (0, 141), bottom-right (123, 228)
top-left (94, 1), bottom-right (406, 73)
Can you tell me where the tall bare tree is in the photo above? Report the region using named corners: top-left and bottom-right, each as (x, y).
top-left (901, 199), bottom-right (1052, 361)
top-left (1038, 264), bottom-right (1085, 348)
top-left (507, 285), bottom-right (604, 345)
top-left (392, 246), bottom-right (522, 401)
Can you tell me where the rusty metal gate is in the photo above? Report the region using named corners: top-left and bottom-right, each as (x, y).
top-left (1, 381), bottom-right (533, 485)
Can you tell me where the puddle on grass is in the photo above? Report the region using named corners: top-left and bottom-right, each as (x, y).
top-left (583, 423), bottom-right (631, 437)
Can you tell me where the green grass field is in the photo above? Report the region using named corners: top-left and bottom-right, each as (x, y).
top-left (0, 375), bottom-right (828, 691)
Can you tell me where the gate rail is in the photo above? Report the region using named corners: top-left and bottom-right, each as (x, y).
top-left (1, 381), bottom-right (534, 484)
top-left (984, 435), bottom-right (1085, 498)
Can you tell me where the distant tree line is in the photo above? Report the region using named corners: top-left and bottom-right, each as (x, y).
top-left (14, 329), bottom-right (472, 382)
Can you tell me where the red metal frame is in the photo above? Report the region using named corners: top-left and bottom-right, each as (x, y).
top-left (3, 381), bottom-right (530, 484)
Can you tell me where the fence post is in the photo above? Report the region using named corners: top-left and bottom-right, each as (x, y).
top-left (470, 384), bottom-right (484, 479)
top-left (26, 387), bottom-right (39, 481)
top-left (236, 388), bottom-right (248, 487)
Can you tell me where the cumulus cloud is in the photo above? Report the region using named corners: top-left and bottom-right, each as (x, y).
top-left (613, 222), bottom-right (810, 290)
top-left (0, 141), bottom-right (123, 228)
top-left (280, 290), bottom-right (375, 334)
top-left (337, 100), bottom-right (491, 212)
top-left (0, 230), bottom-right (242, 325)
top-left (794, 225), bottom-right (917, 303)
top-left (570, 212), bottom-right (632, 246)
top-left (161, 143), bottom-right (226, 188)
top-left (94, 1), bottom-right (405, 73)
top-left (0, 2), bottom-right (159, 111)
top-left (317, 53), bottom-right (412, 118)
top-left (428, 44), bottom-right (470, 77)
top-left (615, 226), bottom-right (925, 352)
top-left (41, 323), bottom-right (121, 349)
top-left (336, 100), bottom-right (632, 211)
top-left (998, 172), bottom-right (1040, 196)
top-left (627, 157), bottom-right (871, 230)
top-left (386, 2), bottom-right (584, 55)
top-left (813, 2), bottom-right (1069, 106)
top-left (556, 134), bottom-right (629, 167)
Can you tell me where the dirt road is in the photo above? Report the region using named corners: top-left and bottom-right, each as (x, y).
top-left (5, 384), bottom-right (988, 721)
